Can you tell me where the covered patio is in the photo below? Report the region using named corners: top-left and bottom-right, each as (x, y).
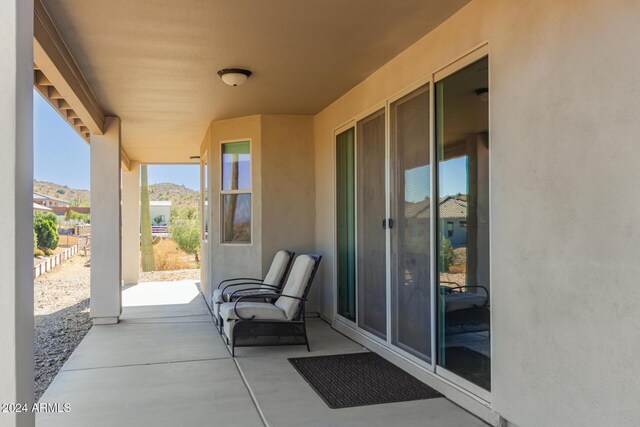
top-left (5, 0), bottom-right (640, 426)
top-left (37, 281), bottom-right (485, 427)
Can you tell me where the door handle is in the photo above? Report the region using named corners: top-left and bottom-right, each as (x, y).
top-left (382, 219), bottom-right (387, 229)
top-left (388, 218), bottom-right (394, 229)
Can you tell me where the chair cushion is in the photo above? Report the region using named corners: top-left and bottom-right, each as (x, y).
top-left (262, 250), bottom-right (290, 287)
top-left (220, 302), bottom-right (287, 321)
top-left (213, 285), bottom-right (266, 305)
top-left (444, 292), bottom-right (488, 312)
top-left (212, 288), bottom-right (224, 304)
top-left (275, 255), bottom-right (316, 320)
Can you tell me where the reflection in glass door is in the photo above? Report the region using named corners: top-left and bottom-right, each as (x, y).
top-left (436, 56), bottom-right (490, 390)
top-left (390, 85), bottom-right (432, 362)
top-left (356, 109), bottom-right (387, 339)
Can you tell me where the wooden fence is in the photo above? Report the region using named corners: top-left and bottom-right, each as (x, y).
top-left (34, 245), bottom-right (78, 278)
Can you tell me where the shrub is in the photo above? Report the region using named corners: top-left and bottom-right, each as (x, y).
top-left (34, 212), bottom-right (59, 250)
top-left (34, 248), bottom-right (45, 257)
top-left (153, 215), bottom-right (163, 225)
top-left (170, 219), bottom-right (200, 261)
top-left (153, 239), bottom-right (197, 271)
top-left (68, 210), bottom-right (90, 223)
top-left (439, 236), bottom-right (457, 273)
top-left (448, 248), bottom-right (467, 274)
top-left (43, 248), bottom-right (53, 256)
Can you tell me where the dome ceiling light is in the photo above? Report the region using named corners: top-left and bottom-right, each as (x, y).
top-left (217, 68), bottom-right (252, 86)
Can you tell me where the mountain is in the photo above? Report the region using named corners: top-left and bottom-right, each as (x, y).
top-left (33, 180), bottom-right (199, 210)
top-left (147, 182), bottom-right (199, 210)
top-left (33, 181), bottom-right (90, 206)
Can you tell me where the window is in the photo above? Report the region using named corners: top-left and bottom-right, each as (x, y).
top-left (201, 151), bottom-right (208, 240)
top-left (447, 221), bottom-right (454, 237)
top-left (221, 141), bottom-right (251, 244)
top-left (460, 220), bottom-right (467, 228)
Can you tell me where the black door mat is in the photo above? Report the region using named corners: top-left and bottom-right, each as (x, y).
top-left (288, 352), bottom-right (443, 409)
top-left (442, 346), bottom-right (491, 391)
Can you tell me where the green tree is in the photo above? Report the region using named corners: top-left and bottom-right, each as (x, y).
top-left (439, 235), bottom-right (457, 273)
top-left (140, 164), bottom-right (155, 271)
top-left (70, 211), bottom-right (90, 223)
top-left (170, 219), bottom-right (200, 262)
top-left (34, 212), bottom-right (59, 250)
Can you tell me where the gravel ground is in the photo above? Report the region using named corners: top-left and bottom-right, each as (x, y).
top-left (34, 253), bottom-right (200, 401)
top-left (140, 269), bottom-right (200, 282)
top-left (34, 252), bottom-right (91, 401)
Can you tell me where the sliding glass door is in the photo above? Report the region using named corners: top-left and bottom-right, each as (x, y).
top-left (356, 109), bottom-right (387, 339)
top-left (390, 85), bottom-right (432, 362)
top-left (336, 127), bottom-right (356, 321)
top-left (436, 56), bottom-right (490, 391)
top-left (334, 50), bottom-right (490, 397)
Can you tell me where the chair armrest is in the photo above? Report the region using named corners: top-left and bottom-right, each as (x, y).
top-left (233, 293), bottom-right (306, 321)
top-left (229, 287), bottom-right (279, 301)
top-left (221, 281), bottom-right (271, 295)
top-left (217, 277), bottom-right (263, 289)
top-left (440, 281), bottom-right (462, 289)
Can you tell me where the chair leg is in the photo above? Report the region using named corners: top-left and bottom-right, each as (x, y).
top-left (231, 329), bottom-right (236, 357)
top-left (303, 322), bottom-right (310, 352)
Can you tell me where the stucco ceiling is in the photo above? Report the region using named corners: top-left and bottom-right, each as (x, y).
top-left (43, 0), bottom-right (469, 162)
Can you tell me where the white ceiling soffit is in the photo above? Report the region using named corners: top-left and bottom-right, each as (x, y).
top-left (43, 0), bottom-right (470, 163)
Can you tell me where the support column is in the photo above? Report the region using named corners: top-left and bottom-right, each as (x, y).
top-left (0, 0), bottom-right (35, 425)
top-left (90, 117), bottom-right (122, 324)
top-left (121, 161), bottom-right (140, 285)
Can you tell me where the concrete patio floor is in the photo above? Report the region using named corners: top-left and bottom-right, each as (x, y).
top-left (37, 280), bottom-right (487, 427)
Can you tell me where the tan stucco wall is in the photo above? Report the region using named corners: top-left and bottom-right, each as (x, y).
top-left (313, 0), bottom-right (640, 425)
top-left (199, 125), bottom-right (211, 299)
top-left (261, 115), bottom-right (317, 307)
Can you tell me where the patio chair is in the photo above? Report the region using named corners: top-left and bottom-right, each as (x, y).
top-left (219, 254), bottom-right (322, 356)
top-left (212, 250), bottom-right (294, 330)
top-left (439, 283), bottom-right (489, 335)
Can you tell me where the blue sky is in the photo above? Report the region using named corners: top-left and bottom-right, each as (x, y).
top-left (34, 90), bottom-right (200, 191)
top-left (405, 158), bottom-right (468, 202)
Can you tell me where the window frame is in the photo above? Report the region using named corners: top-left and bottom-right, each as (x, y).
top-left (219, 139), bottom-right (252, 245)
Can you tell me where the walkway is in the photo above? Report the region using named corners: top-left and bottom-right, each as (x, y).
top-left (37, 280), bottom-right (486, 426)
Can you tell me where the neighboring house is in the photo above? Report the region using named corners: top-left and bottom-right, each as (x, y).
top-left (405, 196), bottom-right (468, 247)
top-left (149, 200), bottom-right (171, 226)
top-left (439, 196), bottom-right (468, 247)
top-left (33, 191), bottom-right (70, 208)
top-left (32, 202), bottom-right (52, 214)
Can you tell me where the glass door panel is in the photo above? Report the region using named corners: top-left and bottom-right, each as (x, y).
top-left (356, 109), bottom-right (387, 339)
top-left (436, 56), bottom-right (491, 390)
top-left (390, 85), bottom-right (432, 362)
top-left (336, 128), bottom-right (356, 321)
